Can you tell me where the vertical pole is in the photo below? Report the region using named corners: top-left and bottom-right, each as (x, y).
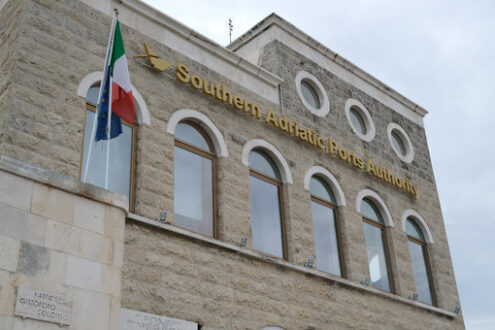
top-left (82, 12), bottom-right (117, 182)
top-left (104, 74), bottom-right (113, 189)
top-left (104, 9), bottom-right (119, 189)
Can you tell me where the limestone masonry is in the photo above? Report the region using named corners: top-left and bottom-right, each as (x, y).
top-left (0, 0), bottom-right (464, 329)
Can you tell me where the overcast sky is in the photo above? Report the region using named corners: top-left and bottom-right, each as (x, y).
top-left (142, 1), bottom-right (494, 328)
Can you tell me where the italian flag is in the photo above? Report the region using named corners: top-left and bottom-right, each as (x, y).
top-left (110, 20), bottom-right (135, 124)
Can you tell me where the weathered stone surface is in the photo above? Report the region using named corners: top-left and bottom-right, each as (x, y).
top-left (123, 223), bottom-right (463, 329)
top-left (78, 229), bottom-right (113, 264)
top-left (45, 220), bottom-right (80, 255)
top-left (0, 236), bottom-right (20, 272)
top-left (73, 196), bottom-right (106, 234)
top-left (31, 184), bottom-right (75, 224)
top-left (65, 255), bottom-right (101, 291)
top-left (0, 203), bottom-right (46, 246)
top-left (0, 171), bottom-right (33, 211)
top-left (17, 242), bottom-right (50, 277)
top-left (72, 289), bottom-right (110, 330)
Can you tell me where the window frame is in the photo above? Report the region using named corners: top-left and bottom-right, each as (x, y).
top-left (79, 98), bottom-right (138, 212)
top-left (344, 98), bottom-right (376, 142)
top-left (295, 70), bottom-right (330, 117)
top-left (407, 225), bottom-right (437, 306)
top-left (349, 106), bottom-right (367, 135)
top-left (362, 212), bottom-right (395, 293)
top-left (173, 120), bottom-right (218, 239)
top-left (387, 122), bottom-right (414, 163)
top-left (300, 79), bottom-right (321, 109)
top-left (310, 191), bottom-right (345, 278)
top-left (248, 162), bottom-right (288, 261)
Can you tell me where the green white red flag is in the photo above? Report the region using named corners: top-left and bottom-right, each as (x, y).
top-left (84, 14), bottom-right (134, 189)
top-left (110, 20), bottom-right (135, 124)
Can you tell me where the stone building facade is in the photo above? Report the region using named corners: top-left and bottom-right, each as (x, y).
top-left (0, 0), bottom-right (464, 329)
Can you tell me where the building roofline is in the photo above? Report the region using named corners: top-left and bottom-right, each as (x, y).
top-left (118, 0), bottom-right (283, 87)
top-left (228, 13), bottom-right (428, 118)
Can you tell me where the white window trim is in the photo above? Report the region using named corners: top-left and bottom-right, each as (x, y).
top-left (356, 189), bottom-right (394, 227)
top-left (387, 122), bottom-right (414, 163)
top-left (77, 71), bottom-right (151, 125)
top-left (402, 209), bottom-right (434, 244)
top-left (345, 98), bottom-right (376, 142)
top-left (295, 71), bottom-right (330, 117)
top-left (241, 139), bottom-right (293, 184)
top-left (166, 109), bottom-right (228, 158)
top-left (303, 166), bottom-right (346, 206)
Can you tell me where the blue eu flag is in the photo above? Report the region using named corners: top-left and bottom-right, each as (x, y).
top-left (95, 72), bottom-right (122, 142)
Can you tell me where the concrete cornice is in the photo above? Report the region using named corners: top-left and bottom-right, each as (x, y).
top-left (228, 13), bottom-right (429, 119)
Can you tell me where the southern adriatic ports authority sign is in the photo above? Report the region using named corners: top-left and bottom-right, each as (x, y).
top-left (135, 44), bottom-right (421, 199)
top-left (14, 287), bottom-right (73, 326)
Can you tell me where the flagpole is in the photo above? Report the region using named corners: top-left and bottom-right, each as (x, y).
top-left (104, 9), bottom-right (120, 189)
top-left (104, 73), bottom-right (113, 189)
top-left (82, 11), bottom-right (118, 182)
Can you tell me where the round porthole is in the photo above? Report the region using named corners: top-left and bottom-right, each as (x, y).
top-left (295, 71), bottom-right (330, 117)
top-left (387, 123), bottom-right (414, 163)
top-left (391, 131), bottom-right (406, 156)
top-left (300, 80), bottom-right (320, 109)
top-left (350, 107), bottom-right (366, 135)
top-left (344, 99), bottom-right (375, 142)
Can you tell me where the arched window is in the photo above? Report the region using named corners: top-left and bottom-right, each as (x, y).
top-left (310, 176), bottom-right (343, 276)
top-left (248, 149), bottom-right (286, 259)
top-left (361, 198), bottom-right (393, 292)
top-left (80, 83), bottom-right (137, 210)
top-left (406, 217), bottom-right (436, 305)
top-left (174, 121), bottom-right (216, 237)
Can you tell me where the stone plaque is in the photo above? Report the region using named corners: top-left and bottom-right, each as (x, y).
top-left (14, 287), bottom-right (72, 325)
top-left (121, 308), bottom-right (197, 330)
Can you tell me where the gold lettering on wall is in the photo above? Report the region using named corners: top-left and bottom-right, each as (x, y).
top-left (174, 63), bottom-right (419, 199)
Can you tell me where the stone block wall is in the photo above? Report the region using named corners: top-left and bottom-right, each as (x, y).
top-left (0, 0), bottom-right (22, 134)
top-left (123, 221), bottom-right (465, 330)
top-left (0, 0), bottom-right (111, 177)
top-left (0, 155), bottom-right (127, 329)
top-left (253, 39), bottom-right (460, 311)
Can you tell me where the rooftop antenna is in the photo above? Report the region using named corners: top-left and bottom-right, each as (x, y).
top-left (228, 18), bottom-right (233, 43)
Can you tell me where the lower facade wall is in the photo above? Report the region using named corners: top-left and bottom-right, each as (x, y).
top-left (122, 222), bottom-right (464, 330)
top-left (0, 159), bottom-right (126, 330)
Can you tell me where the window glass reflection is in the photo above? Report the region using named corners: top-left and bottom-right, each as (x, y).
top-left (249, 175), bottom-right (284, 258)
top-left (361, 198), bottom-right (384, 224)
top-left (81, 110), bottom-right (133, 199)
top-left (309, 177), bottom-right (336, 203)
top-left (86, 85), bottom-right (100, 105)
top-left (301, 80), bottom-right (320, 109)
top-left (175, 122), bottom-right (210, 151)
top-left (391, 130), bottom-right (406, 156)
top-left (408, 241), bottom-right (433, 304)
top-left (350, 107), bottom-right (366, 134)
top-left (363, 221), bottom-right (391, 291)
top-left (311, 201), bottom-right (341, 276)
top-left (248, 150), bottom-right (280, 180)
top-left (173, 145), bottom-right (214, 237)
top-left (406, 218), bottom-right (425, 241)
